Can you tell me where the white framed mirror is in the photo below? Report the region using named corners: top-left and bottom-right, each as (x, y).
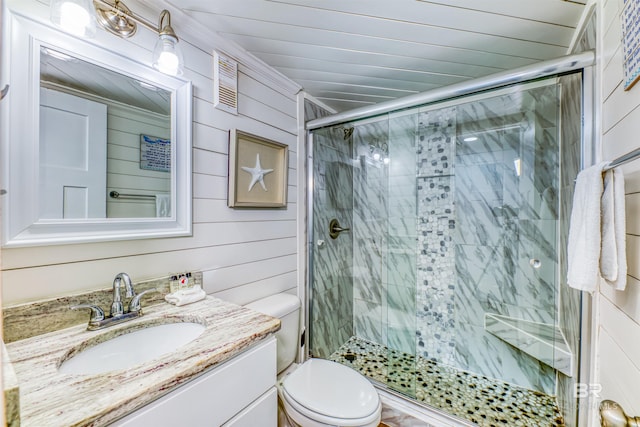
top-left (1, 9), bottom-right (192, 247)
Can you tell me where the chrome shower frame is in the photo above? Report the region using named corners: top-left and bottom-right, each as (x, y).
top-left (306, 51), bottom-right (595, 131)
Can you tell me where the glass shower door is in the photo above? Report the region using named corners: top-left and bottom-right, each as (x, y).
top-left (308, 72), bottom-right (583, 427)
top-left (308, 125), bottom-right (354, 361)
top-left (383, 111), bottom-right (419, 398)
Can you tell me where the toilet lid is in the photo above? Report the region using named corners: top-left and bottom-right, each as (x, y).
top-left (282, 359), bottom-right (379, 419)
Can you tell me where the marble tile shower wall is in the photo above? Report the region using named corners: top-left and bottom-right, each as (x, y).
top-left (455, 88), bottom-right (559, 394)
top-left (350, 115), bottom-right (422, 356)
top-left (303, 99), bottom-right (331, 121)
top-left (386, 114), bottom-right (420, 355)
top-left (351, 120), bottom-right (390, 347)
top-left (308, 100), bottom-right (355, 360)
top-left (311, 133), bottom-right (354, 359)
top-left (415, 88), bottom-right (562, 394)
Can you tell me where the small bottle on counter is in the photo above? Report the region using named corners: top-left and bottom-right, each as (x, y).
top-left (178, 273), bottom-right (190, 290)
top-left (185, 272), bottom-right (194, 289)
top-left (169, 275), bottom-right (180, 293)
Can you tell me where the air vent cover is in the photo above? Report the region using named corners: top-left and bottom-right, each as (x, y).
top-left (213, 51), bottom-right (238, 115)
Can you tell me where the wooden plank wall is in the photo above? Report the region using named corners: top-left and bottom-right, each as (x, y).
top-left (1, 0), bottom-right (299, 307)
top-left (106, 103), bottom-right (171, 218)
top-left (593, 0), bottom-right (640, 422)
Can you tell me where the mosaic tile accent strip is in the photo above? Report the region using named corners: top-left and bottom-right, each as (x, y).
top-left (330, 337), bottom-right (564, 427)
top-left (416, 107), bottom-right (457, 367)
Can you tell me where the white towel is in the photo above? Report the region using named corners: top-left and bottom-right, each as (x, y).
top-left (155, 194), bottom-right (171, 217)
top-left (567, 162), bottom-right (627, 292)
top-left (164, 287), bottom-right (206, 306)
top-left (600, 167), bottom-right (627, 290)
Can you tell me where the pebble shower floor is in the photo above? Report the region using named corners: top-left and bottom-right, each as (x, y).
top-left (329, 337), bottom-right (565, 427)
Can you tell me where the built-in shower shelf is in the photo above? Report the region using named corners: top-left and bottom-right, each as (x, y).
top-left (484, 313), bottom-right (573, 377)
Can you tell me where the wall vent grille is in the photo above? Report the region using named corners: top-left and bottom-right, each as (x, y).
top-left (213, 51), bottom-right (238, 115)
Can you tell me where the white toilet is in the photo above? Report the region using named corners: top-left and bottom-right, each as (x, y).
top-left (245, 294), bottom-right (382, 427)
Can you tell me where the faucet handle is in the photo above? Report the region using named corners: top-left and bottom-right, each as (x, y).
top-left (71, 304), bottom-right (105, 327)
top-left (128, 289), bottom-right (156, 313)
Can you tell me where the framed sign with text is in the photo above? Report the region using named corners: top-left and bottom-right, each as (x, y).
top-left (140, 134), bottom-right (171, 172)
top-left (623, 0), bottom-right (640, 90)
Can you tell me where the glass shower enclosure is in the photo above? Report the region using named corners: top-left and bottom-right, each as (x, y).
top-left (307, 71), bottom-right (584, 426)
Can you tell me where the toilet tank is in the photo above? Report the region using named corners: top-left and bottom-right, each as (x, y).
top-left (245, 293), bottom-right (301, 374)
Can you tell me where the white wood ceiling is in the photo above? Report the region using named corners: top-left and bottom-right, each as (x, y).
top-left (41, 48), bottom-right (171, 115)
top-left (177, 0), bottom-right (587, 112)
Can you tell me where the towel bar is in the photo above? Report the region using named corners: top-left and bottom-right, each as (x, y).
top-left (603, 147), bottom-right (640, 171)
top-left (600, 400), bottom-right (640, 427)
top-left (109, 190), bottom-right (156, 200)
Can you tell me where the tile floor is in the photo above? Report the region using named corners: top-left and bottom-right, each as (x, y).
top-left (330, 337), bottom-right (565, 427)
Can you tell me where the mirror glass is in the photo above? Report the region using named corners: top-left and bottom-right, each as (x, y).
top-left (39, 47), bottom-right (172, 219)
top-left (2, 12), bottom-right (192, 247)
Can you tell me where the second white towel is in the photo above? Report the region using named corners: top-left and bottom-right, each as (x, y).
top-left (600, 167), bottom-right (627, 290)
top-left (155, 194), bottom-right (171, 218)
top-left (165, 287), bottom-right (206, 306)
top-left (567, 162), bottom-right (627, 292)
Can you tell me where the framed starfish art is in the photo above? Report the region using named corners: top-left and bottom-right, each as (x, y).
top-left (227, 129), bottom-right (289, 208)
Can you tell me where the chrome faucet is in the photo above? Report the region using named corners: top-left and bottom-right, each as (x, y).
top-left (72, 272), bottom-right (155, 331)
top-left (111, 272), bottom-right (135, 317)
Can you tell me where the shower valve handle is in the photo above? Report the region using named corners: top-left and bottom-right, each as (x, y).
top-left (329, 218), bottom-right (350, 239)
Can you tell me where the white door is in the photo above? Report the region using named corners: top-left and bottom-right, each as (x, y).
top-left (39, 88), bottom-right (107, 219)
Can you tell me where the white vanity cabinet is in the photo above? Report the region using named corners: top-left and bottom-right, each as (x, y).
top-left (111, 336), bottom-right (277, 427)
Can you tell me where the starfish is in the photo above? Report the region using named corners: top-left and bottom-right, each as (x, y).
top-left (241, 154), bottom-right (274, 192)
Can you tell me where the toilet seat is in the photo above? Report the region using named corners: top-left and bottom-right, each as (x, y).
top-left (281, 388), bottom-right (382, 427)
top-left (281, 359), bottom-right (381, 427)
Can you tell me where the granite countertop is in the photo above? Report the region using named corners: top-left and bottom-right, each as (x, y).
top-left (5, 296), bottom-right (280, 427)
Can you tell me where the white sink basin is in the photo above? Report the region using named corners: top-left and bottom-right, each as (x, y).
top-left (59, 322), bottom-right (206, 375)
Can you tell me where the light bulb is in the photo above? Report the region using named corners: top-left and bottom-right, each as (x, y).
top-left (156, 51), bottom-right (179, 75)
top-left (153, 34), bottom-right (184, 76)
top-left (373, 152), bottom-right (381, 161)
top-left (51, 0), bottom-right (96, 38)
top-left (383, 157), bottom-right (390, 165)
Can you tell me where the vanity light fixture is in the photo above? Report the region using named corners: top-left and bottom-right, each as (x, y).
top-left (51, 0), bottom-right (184, 76)
top-left (94, 0), bottom-right (137, 38)
top-left (50, 0), bottom-right (97, 38)
top-left (151, 10), bottom-right (184, 76)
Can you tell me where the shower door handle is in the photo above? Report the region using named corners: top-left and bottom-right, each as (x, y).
top-left (329, 218), bottom-right (350, 239)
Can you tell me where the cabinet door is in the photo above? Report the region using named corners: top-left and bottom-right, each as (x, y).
top-left (223, 387), bottom-right (277, 427)
top-left (112, 337), bottom-right (276, 426)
